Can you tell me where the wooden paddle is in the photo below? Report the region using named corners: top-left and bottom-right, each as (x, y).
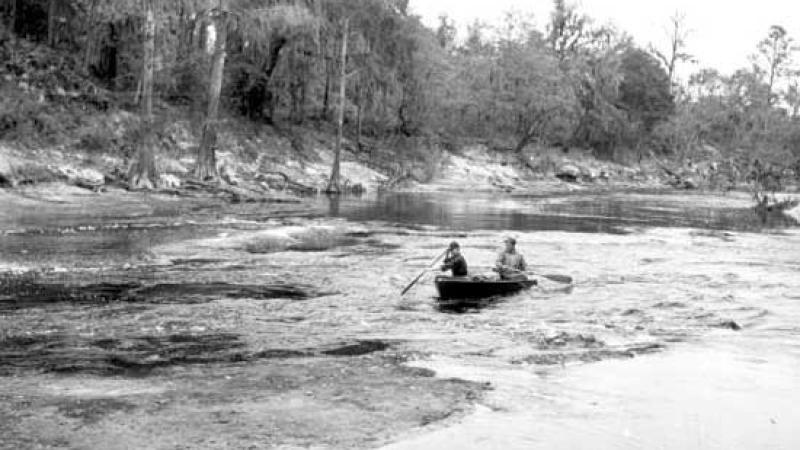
top-left (533, 273), bottom-right (573, 284)
top-left (401, 249), bottom-right (448, 295)
top-left (495, 267), bottom-right (573, 284)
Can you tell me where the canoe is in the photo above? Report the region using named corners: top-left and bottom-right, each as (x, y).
top-left (434, 275), bottom-right (537, 301)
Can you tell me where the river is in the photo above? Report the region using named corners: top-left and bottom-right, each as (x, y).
top-left (356, 192), bottom-right (800, 450)
top-left (1, 188), bottom-right (799, 449)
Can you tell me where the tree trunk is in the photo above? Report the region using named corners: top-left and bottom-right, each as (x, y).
top-left (82, 0), bottom-right (99, 74)
top-left (9, 0), bottom-right (17, 35)
top-left (262, 37), bottom-right (286, 122)
top-left (322, 60), bottom-right (331, 119)
top-left (515, 111), bottom-right (552, 154)
top-left (195, 5), bottom-right (227, 181)
top-left (356, 84), bottom-right (363, 151)
top-left (326, 18), bottom-right (348, 195)
top-left (767, 65), bottom-right (776, 106)
top-left (514, 118), bottom-right (540, 154)
top-left (176, 4), bottom-right (190, 61)
top-left (47, 0), bottom-right (57, 46)
top-left (298, 73), bottom-right (307, 124)
top-left (242, 37), bottom-right (285, 121)
top-left (128, 0), bottom-right (158, 190)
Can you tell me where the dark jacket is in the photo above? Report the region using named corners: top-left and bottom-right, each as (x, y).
top-left (441, 253), bottom-right (468, 277)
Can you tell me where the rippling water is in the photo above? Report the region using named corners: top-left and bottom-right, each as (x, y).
top-left (348, 192), bottom-right (799, 450)
top-left (320, 190), bottom-right (798, 233)
top-left (2, 189), bottom-right (799, 449)
top-left (317, 191), bottom-right (800, 449)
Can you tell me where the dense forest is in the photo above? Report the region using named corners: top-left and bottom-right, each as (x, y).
top-left (1, 0), bottom-right (799, 191)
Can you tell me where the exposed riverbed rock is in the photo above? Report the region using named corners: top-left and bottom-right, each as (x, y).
top-left (157, 158), bottom-right (189, 175)
top-left (770, 194), bottom-right (800, 222)
top-left (158, 173), bottom-right (181, 189)
top-left (786, 204), bottom-right (800, 222)
top-left (556, 164), bottom-right (582, 182)
top-left (0, 152), bottom-right (14, 186)
top-left (579, 165), bottom-right (599, 182)
top-left (682, 177), bottom-right (699, 190)
top-left (55, 165), bottom-right (105, 190)
top-left (0, 148), bottom-right (59, 187)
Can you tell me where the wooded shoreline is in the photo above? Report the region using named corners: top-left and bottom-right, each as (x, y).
top-left (1, 1), bottom-right (799, 202)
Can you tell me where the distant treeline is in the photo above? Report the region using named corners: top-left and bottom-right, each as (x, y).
top-left (1, 0), bottom-right (799, 180)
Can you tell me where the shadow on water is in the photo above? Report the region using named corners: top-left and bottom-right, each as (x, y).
top-left (0, 332), bottom-right (394, 377)
top-left (317, 191), bottom-right (799, 233)
top-left (435, 296), bottom-right (510, 314)
top-left (0, 272), bottom-right (320, 311)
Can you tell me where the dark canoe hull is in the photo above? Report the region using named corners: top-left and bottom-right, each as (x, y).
top-left (434, 276), bottom-right (537, 301)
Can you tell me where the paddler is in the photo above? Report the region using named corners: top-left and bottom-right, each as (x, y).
top-left (440, 241), bottom-right (468, 277)
top-left (495, 236), bottom-right (527, 280)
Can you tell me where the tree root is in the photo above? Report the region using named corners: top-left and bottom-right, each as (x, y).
top-left (257, 171), bottom-right (318, 195)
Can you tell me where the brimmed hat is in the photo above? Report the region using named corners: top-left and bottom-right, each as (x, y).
top-left (504, 236), bottom-right (517, 245)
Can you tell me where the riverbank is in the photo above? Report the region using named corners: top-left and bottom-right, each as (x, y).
top-left (0, 32), bottom-right (687, 197)
top-left (6, 134), bottom-right (799, 207)
top-left (2, 140), bottom-right (653, 196)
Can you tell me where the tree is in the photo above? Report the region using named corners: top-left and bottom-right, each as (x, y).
top-left (560, 23), bottom-right (634, 155)
top-left (544, 1), bottom-right (643, 155)
top-left (618, 47), bottom-right (674, 133)
top-left (649, 11), bottom-right (694, 94)
top-left (81, 0), bottom-right (99, 75)
top-left (688, 68), bottom-right (722, 99)
top-left (786, 77), bottom-right (800, 118)
top-left (463, 20), bottom-right (489, 55)
top-left (46, 0), bottom-right (56, 46)
top-left (326, 17), bottom-right (348, 194)
top-left (501, 32), bottom-right (576, 152)
top-left (195, 0), bottom-right (227, 181)
top-left (227, 2), bottom-right (315, 123)
top-left (754, 25), bottom-right (794, 106)
top-left (128, 0), bottom-right (159, 190)
top-left (547, 0), bottom-right (589, 63)
top-left (435, 14), bottom-right (456, 49)
top-left (453, 13), bottom-right (577, 151)
top-left (8, 0), bottom-right (17, 36)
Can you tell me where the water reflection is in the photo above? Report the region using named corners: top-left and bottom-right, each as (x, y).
top-left (327, 194), bottom-right (341, 216)
top-left (320, 191), bottom-right (798, 233)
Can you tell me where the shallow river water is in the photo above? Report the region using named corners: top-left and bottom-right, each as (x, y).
top-left (324, 191), bottom-right (800, 449)
top-left (2, 189), bottom-right (799, 449)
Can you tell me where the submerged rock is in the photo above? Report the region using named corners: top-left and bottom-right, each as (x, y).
top-left (718, 320), bottom-right (742, 331)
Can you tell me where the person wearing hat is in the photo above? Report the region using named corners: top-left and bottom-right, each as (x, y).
top-left (495, 236), bottom-right (527, 280)
top-left (441, 241), bottom-right (468, 277)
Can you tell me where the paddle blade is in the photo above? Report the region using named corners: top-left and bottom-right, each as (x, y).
top-left (541, 274), bottom-right (573, 284)
top-left (401, 250), bottom-right (448, 296)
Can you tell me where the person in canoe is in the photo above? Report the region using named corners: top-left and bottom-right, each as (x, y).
top-left (495, 236), bottom-right (527, 280)
top-left (440, 241), bottom-right (468, 277)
